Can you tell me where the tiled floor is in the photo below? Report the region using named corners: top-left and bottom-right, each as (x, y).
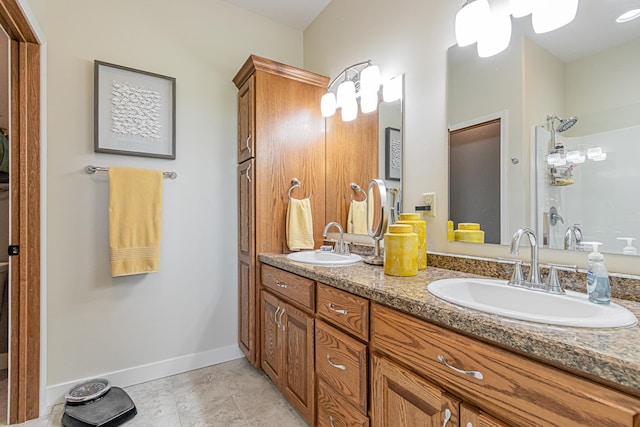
top-left (13, 358), bottom-right (307, 426)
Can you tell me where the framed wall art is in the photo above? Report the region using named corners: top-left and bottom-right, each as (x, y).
top-left (94, 60), bottom-right (176, 159)
top-left (385, 127), bottom-right (402, 181)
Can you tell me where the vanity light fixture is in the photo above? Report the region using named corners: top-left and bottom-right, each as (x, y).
top-left (477, 12), bottom-right (512, 57)
top-left (616, 8), bottom-right (640, 23)
top-left (532, 0), bottom-right (579, 34)
top-left (509, 0), bottom-right (534, 18)
top-left (321, 60), bottom-right (385, 121)
top-left (455, 0), bottom-right (579, 57)
top-left (455, 0), bottom-right (491, 47)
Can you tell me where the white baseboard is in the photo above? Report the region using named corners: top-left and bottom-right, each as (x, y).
top-left (0, 353), bottom-right (6, 370)
top-left (46, 344), bottom-right (244, 406)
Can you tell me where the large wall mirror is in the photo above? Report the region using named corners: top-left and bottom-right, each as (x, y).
top-left (325, 74), bottom-right (404, 237)
top-left (447, 3), bottom-right (640, 256)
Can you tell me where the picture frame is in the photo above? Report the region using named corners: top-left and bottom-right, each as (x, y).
top-left (385, 127), bottom-right (402, 181)
top-left (94, 60), bottom-right (176, 159)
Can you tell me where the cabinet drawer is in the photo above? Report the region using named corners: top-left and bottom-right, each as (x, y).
top-left (261, 264), bottom-right (314, 311)
top-left (317, 379), bottom-right (369, 427)
top-left (317, 283), bottom-right (369, 341)
top-left (316, 320), bottom-right (368, 414)
top-left (371, 304), bottom-right (640, 427)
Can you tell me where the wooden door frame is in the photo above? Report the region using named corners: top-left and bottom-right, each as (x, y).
top-left (0, 0), bottom-right (42, 424)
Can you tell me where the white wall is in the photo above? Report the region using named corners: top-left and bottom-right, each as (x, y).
top-left (304, 0), bottom-right (640, 275)
top-left (566, 38), bottom-right (640, 135)
top-left (27, 0), bottom-right (304, 400)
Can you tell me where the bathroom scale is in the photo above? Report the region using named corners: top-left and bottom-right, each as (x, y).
top-left (62, 379), bottom-right (137, 427)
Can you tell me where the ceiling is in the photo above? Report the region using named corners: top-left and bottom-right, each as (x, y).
top-left (519, 0), bottom-right (640, 62)
top-left (222, 0), bottom-right (640, 63)
top-left (221, 0), bottom-right (332, 30)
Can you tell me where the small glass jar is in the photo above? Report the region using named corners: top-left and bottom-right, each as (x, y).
top-left (384, 224), bottom-right (418, 276)
top-left (397, 213), bottom-right (427, 270)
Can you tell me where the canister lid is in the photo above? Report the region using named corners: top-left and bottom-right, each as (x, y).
top-left (398, 213), bottom-right (421, 221)
top-left (388, 224), bottom-right (413, 233)
top-left (458, 223), bottom-right (480, 230)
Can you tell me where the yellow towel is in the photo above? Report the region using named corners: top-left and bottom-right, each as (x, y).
top-left (286, 197), bottom-right (314, 251)
top-left (109, 167), bottom-right (163, 277)
top-left (347, 200), bottom-right (368, 234)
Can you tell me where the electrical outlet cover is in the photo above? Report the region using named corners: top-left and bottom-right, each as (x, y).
top-left (422, 192), bottom-right (436, 217)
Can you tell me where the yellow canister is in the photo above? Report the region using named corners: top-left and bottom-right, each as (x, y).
top-left (384, 224), bottom-right (418, 277)
top-left (447, 220), bottom-right (454, 241)
top-left (397, 213), bottom-right (427, 270)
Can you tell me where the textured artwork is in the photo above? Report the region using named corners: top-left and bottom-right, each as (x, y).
top-left (95, 61), bottom-right (176, 159)
top-left (385, 127), bottom-right (402, 181)
top-left (111, 82), bottom-right (162, 139)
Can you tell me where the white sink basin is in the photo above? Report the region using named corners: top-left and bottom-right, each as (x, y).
top-left (287, 251), bottom-right (362, 266)
top-left (427, 278), bottom-right (638, 328)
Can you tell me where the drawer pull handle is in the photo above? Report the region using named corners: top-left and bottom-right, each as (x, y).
top-left (245, 135), bottom-right (252, 153)
top-left (466, 423), bottom-right (473, 427)
top-left (328, 303), bottom-right (347, 315)
top-left (278, 308), bottom-right (286, 331)
top-left (275, 281), bottom-right (288, 289)
top-left (329, 415), bottom-right (336, 427)
top-left (274, 306), bottom-right (281, 326)
top-left (326, 354), bottom-right (346, 371)
top-left (438, 354), bottom-right (484, 380)
top-left (443, 408), bottom-right (452, 426)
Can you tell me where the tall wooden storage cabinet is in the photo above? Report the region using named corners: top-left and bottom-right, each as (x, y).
top-left (233, 55), bottom-right (329, 366)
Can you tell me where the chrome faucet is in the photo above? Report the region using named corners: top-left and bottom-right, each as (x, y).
top-left (564, 224), bottom-right (583, 250)
top-left (510, 227), bottom-right (542, 286)
top-left (322, 222), bottom-right (350, 255)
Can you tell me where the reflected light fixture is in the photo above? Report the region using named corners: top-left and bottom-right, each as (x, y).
top-left (382, 74), bottom-right (403, 102)
top-left (320, 60), bottom-right (388, 121)
top-left (566, 150), bottom-right (585, 164)
top-left (616, 8), bottom-right (640, 23)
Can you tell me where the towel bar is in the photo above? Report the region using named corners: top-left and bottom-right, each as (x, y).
top-left (84, 165), bottom-right (177, 180)
top-left (350, 182), bottom-right (367, 202)
top-left (288, 178), bottom-right (312, 200)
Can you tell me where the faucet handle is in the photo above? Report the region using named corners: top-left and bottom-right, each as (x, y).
top-left (545, 263), bottom-right (577, 294)
top-left (498, 257), bottom-right (524, 285)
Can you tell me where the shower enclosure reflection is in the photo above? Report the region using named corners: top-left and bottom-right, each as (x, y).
top-left (534, 122), bottom-right (640, 256)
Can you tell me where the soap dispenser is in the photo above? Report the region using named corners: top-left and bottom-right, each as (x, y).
top-left (617, 237), bottom-right (638, 255)
top-left (583, 242), bottom-right (610, 305)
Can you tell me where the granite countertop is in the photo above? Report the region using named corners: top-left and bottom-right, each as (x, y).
top-left (258, 253), bottom-right (640, 396)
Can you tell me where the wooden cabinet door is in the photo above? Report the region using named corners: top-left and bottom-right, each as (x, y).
top-left (281, 301), bottom-right (315, 425)
top-left (460, 403), bottom-right (511, 427)
top-left (371, 354), bottom-right (460, 427)
top-left (238, 160), bottom-right (255, 364)
top-left (261, 291), bottom-right (282, 384)
top-left (238, 75), bottom-right (254, 163)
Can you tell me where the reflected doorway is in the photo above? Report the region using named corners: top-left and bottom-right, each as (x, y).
top-left (449, 119), bottom-right (501, 244)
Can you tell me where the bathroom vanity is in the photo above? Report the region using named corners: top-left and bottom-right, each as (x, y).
top-left (258, 253), bottom-right (640, 427)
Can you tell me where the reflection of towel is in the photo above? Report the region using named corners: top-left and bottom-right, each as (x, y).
top-left (109, 167), bottom-right (163, 277)
top-left (347, 200), bottom-right (368, 234)
top-left (286, 197), bottom-right (314, 251)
